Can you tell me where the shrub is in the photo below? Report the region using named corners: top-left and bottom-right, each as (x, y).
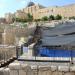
top-left (41, 16), bottom-right (48, 21)
top-left (69, 16), bottom-right (75, 20)
top-left (55, 14), bottom-right (62, 20)
top-left (49, 15), bottom-right (55, 20)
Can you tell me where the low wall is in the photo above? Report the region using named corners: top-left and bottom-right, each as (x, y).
top-left (0, 45), bottom-right (16, 64)
top-left (0, 62), bottom-right (74, 75)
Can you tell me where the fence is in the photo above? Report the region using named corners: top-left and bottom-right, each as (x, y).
top-left (38, 47), bottom-right (75, 57)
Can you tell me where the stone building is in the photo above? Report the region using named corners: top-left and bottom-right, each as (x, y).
top-left (5, 2), bottom-right (75, 23)
top-left (5, 13), bottom-right (15, 23)
top-left (25, 3), bottom-right (75, 19)
top-left (15, 10), bottom-right (28, 19)
top-left (22, 2), bottom-right (45, 19)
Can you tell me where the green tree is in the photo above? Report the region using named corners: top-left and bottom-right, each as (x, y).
top-left (34, 19), bottom-right (41, 22)
top-left (14, 17), bottom-right (27, 23)
top-left (42, 16), bottom-right (48, 21)
top-left (69, 16), bottom-right (75, 20)
top-left (49, 15), bottom-right (55, 20)
top-left (27, 13), bottom-right (33, 22)
top-left (55, 14), bottom-right (62, 20)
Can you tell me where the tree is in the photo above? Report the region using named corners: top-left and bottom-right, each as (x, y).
top-left (49, 15), bottom-right (55, 20)
top-left (69, 16), bottom-right (75, 20)
top-left (55, 14), bottom-right (62, 20)
top-left (42, 16), bottom-right (48, 21)
top-left (13, 17), bottom-right (27, 23)
top-left (34, 19), bottom-right (41, 22)
top-left (27, 13), bottom-right (33, 22)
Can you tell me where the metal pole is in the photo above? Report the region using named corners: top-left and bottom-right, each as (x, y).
top-left (71, 49), bottom-right (73, 65)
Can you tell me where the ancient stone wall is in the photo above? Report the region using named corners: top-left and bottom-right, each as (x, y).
top-left (0, 62), bottom-right (75, 75)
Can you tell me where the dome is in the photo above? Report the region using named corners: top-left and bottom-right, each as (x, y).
top-left (27, 2), bottom-right (35, 7)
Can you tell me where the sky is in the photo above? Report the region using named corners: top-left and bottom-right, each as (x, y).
top-left (0, 0), bottom-right (75, 17)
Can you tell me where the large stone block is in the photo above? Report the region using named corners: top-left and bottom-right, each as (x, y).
top-left (64, 72), bottom-right (74, 75)
top-left (38, 65), bottom-right (50, 71)
top-left (9, 63), bottom-right (21, 70)
top-left (58, 66), bottom-right (69, 72)
top-left (52, 71), bottom-right (63, 75)
top-left (70, 66), bottom-right (75, 71)
top-left (10, 70), bottom-right (19, 75)
top-left (38, 65), bottom-right (51, 75)
top-left (31, 65), bottom-right (38, 75)
top-left (51, 66), bottom-right (57, 71)
top-left (31, 65), bottom-right (38, 70)
top-left (4, 68), bottom-right (10, 75)
top-left (19, 70), bottom-right (26, 75)
top-left (0, 68), bottom-right (4, 75)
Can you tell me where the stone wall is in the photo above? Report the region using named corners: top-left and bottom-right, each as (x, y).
top-left (0, 62), bottom-right (74, 75)
top-left (0, 45), bottom-right (16, 64)
top-left (2, 28), bottom-right (15, 45)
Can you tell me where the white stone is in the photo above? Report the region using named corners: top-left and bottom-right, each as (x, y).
top-left (31, 65), bottom-right (38, 70)
top-left (58, 66), bottom-right (69, 72)
top-left (38, 65), bottom-right (50, 71)
top-left (64, 72), bottom-right (74, 75)
top-left (51, 66), bottom-right (57, 71)
top-left (4, 68), bottom-right (10, 75)
top-left (21, 64), bottom-right (31, 72)
top-left (0, 68), bottom-right (4, 75)
top-left (52, 71), bottom-right (63, 75)
top-left (70, 66), bottom-right (75, 71)
top-left (10, 70), bottom-right (19, 75)
top-left (9, 63), bottom-right (21, 70)
top-left (19, 70), bottom-right (26, 75)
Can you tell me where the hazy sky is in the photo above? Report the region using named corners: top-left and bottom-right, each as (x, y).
top-left (0, 0), bottom-right (75, 17)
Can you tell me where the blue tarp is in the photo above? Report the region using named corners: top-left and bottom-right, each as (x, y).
top-left (39, 47), bottom-right (75, 57)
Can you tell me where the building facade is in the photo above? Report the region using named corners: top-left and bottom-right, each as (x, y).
top-left (5, 13), bottom-right (15, 23)
top-left (15, 10), bottom-right (28, 19)
top-left (5, 2), bottom-right (75, 23)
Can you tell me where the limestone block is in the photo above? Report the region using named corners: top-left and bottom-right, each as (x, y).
top-left (21, 63), bottom-right (32, 75)
top-left (38, 66), bottom-right (51, 75)
top-left (38, 65), bottom-right (50, 71)
top-left (10, 70), bottom-right (19, 75)
top-left (9, 63), bottom-right (21, 70)
top-left (51, 66), bottom-right (57, 71)
top-left (31, 65), bottom-right (38, 75)
top-left (70, 66), bottom-right (75, 71)
top-left (64, 72), bottom-right (74, 75)
top-left (0, 68), bottom-right (4, 75)
top-left (21, 64), bottom-right (28, 70)
top-left (58, 66), bottom-right (69, 72)
top-left (4, 68), bottom-right (10, 75)
top-left (26, 67), bottom-right (34, 75)
top-left (52, 71), bottom-right (63, 75)
top-left (31, 65), bottom-right (38, 70)
top-left (19, 70), bottom-right (26, 75)
top-left (38, 69), bottom-right (52, 75)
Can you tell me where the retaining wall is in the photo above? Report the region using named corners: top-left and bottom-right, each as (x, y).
top-left (0, 62), bottom-right (75, 75)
